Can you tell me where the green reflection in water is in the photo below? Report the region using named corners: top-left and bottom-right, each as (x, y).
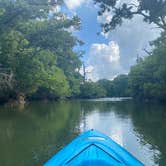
top-left (0, 100), bottom-right (166, 166)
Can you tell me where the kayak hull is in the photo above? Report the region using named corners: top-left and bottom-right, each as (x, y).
top-left (44, 129), bottom-right (144, 166)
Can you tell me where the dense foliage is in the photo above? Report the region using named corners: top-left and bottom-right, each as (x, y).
top-left (0, 0), bottom-right (82, 102)
top-left (79, 74), bottom-right (130, 99)
top-left (129, 32), bottom-right (166, 101)
top-left (79, 82), bottom-right (106, 99)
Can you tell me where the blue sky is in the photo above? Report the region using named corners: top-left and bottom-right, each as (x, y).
top-left (62, 0), bottom-right (161, 81)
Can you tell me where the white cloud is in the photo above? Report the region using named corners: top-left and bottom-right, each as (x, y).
top-left (86, 41), bottom-right (124, 81)
top-left (64, 0), bottom-right (87, 10)
top-left (107, 16), bottom-right (160, 66)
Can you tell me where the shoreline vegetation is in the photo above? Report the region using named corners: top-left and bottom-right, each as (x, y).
top-left (0, 0), bottom-right (166, 106)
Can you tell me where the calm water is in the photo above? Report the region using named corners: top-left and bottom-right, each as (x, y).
top-left (0, 99), bottom-right (166, 166)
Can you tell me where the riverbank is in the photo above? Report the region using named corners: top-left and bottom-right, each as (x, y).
top-left (1, 95), bottom-right (166, 107)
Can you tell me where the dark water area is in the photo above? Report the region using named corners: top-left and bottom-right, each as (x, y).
top-left (0, 99), bottom-right (166, 166)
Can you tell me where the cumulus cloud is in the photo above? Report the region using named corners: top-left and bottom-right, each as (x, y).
top-left (64, 0), bottom-right (87, 10)
top-left (86, 41), bottom-right (124, 81)
top-left (108, 16), bottom-right (160, 68)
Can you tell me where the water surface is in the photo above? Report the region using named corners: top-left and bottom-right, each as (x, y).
top-left (0, 99), bottom-right (166, 166)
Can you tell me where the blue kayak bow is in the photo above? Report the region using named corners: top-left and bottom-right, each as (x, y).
top-left (44, 129), bottom-right (144, 166)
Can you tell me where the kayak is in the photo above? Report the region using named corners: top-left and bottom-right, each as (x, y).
top-left (44, 129), bottom-right (144, 166)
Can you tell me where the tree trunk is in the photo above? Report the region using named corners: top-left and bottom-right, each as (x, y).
top-left (17, 92), bottom-right (26, 105)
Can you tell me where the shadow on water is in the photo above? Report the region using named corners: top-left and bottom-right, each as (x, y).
top-left (0, 99), bottom-right (166, 166)
top-left (0, 101), bottom-right (81, 166)
top-left (129, 102), bottom-right (166, 166)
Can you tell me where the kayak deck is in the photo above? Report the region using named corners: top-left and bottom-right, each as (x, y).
top-left (44, 129), bottom-right (144, 166)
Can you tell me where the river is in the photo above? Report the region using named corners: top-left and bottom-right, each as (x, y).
top-left (0, 98), bottom-right (166, 166)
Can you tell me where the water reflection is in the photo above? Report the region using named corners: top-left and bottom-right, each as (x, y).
top-left (0, 99), bottom-right (165, 166)
top-left (79, 101), bottom-right (162, 166)
top-left (80, 101), bottom-right (166, 166)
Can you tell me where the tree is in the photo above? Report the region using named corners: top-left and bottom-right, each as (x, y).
top-left (97, 75), bottom-right (130, 97)
top-left (0, 66), bottom-right (13, 90)
top-left (97, 79), bottom-right (115, 97)
top-left (79, 82), bottom-right (106, 98)
top-left (112, 75), bottom-right (130, 97)
top-left (94, 0), bottom-right (166, 32)
top-left (32, 50), bottom-right (70, 98)
top-left (0, 65), bottom-right (14, 103)
top-left (0, 30), bottom-right (70, 101)
top-left (18, 11), bottom-right (82, 97)
top-left (0, 0), bottom-right (82, 102)
top-left (129, 32), bottom-right (166, 101)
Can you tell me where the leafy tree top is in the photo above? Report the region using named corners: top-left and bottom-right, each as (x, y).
top-left (94, 0), bottom-right (166, 32)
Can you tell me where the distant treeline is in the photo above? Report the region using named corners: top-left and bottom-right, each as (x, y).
top-left (79, 75), bottom-right (129, 99)
top-left (0, 0), bottom-right (166, 104)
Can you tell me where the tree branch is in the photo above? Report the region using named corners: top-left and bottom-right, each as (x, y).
top-left (0, 70), bottom-right (14, 89)
top-left (143, 48), bottom-right (152, 56)
top-left (132, 11), bottom-right (166, 31)
top-left (127, 3), bottom-right (139, 9)
top-left (160, 16), bottom-right (166, 26)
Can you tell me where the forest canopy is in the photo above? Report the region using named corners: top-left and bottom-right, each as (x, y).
top-left (0, 0), bottom-right (166, 103)
top-left (0, 0), bottom-right (82, 103)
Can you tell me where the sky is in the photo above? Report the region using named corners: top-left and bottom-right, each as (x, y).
top-left (63, 0), bottom-right (161, 81)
